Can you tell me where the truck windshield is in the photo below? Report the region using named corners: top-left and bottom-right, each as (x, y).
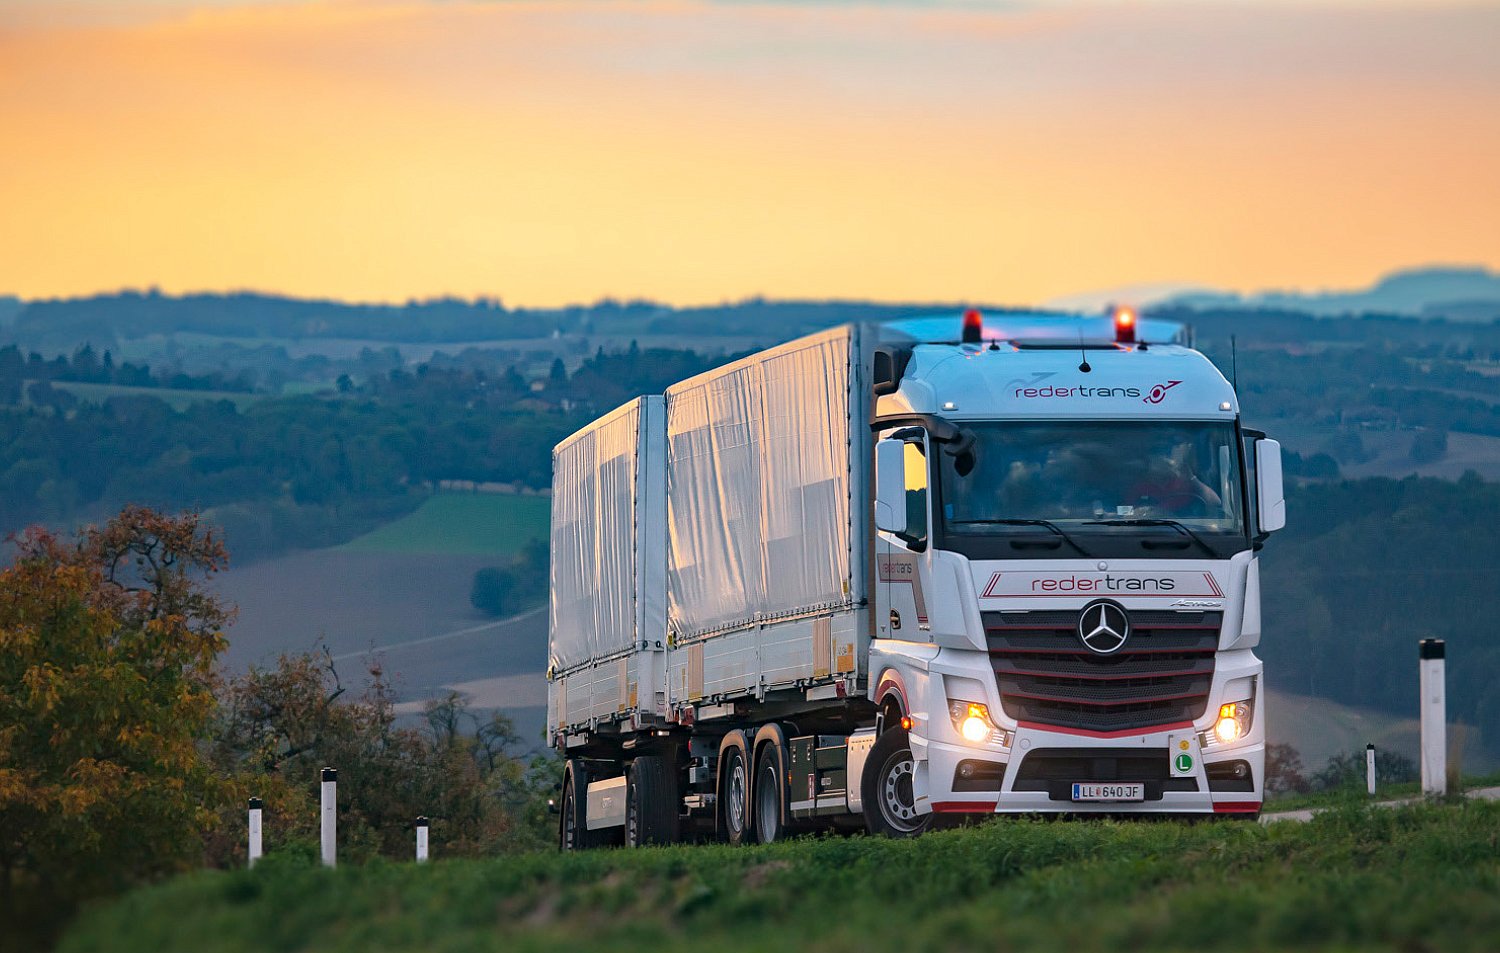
top-left (936, 421), bottom-right (1248, 560)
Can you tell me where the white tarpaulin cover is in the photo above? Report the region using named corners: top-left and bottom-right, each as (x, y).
top-left (549, 398), bottom-right (652, 673)
top-left (666, 326), bottom-right (854, 639)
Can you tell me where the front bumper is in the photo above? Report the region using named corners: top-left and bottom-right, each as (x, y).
top-left (915, 724), bottom-right (1263, 816)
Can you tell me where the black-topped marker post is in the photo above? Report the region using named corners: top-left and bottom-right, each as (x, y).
top-left (1419, 640), bottom-right (1446, 796)
top-left (416, 816), bottom-right (429, 864)
top-left (1364, 744), bottom-right (1376, 796)
top-left (320, 767), bottom-right (337, 868)
top-left (248, 797), bottom-right (263, 868)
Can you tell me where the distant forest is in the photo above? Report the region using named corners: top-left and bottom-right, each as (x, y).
top-left (7, 290), bottom-right (985, 349)
top-left (0, 343), bottom-right (739, 560)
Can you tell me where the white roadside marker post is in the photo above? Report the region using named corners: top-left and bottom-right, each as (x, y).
top-left (416, 816), bottom-right (429, 864)
top-left (248, 797), bottom-right (263, 868)
top-left (1419, 639), bottom-right (1447, 797)
top-left (320, 767), bottom-right (338, 869)
top-left (1365, 744), bottom-right (1376, 797)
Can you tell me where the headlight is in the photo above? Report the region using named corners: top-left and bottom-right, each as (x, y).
top-left (1213, 701), bottom-right (1253, 744)
top-left (948, 700), bottom-right (1010, 747)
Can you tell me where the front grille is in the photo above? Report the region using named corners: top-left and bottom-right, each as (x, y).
top-left (987, 609), bottom-right (1221, 733)
top-left (1012, 747), bottom-right (1199, 798)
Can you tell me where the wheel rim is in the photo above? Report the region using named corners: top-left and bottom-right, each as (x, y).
top-left (878, 749), bottom-right (923, 832)
top-left (726, 753), bottom-right (747, 836)
top-left (756, 762), bottom-right (779, 843)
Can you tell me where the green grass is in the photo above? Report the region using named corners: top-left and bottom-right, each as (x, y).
top-left (336, 492), bottom-right (550, 556)
top-left (60, 801), bottom-right (1500, 953)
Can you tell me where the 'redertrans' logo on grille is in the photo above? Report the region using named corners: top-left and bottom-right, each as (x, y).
top-left (981, 572), bottom-right (1224, 598)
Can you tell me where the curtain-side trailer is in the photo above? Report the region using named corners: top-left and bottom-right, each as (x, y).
top-left (548, 313), bottom-right (1285, 846)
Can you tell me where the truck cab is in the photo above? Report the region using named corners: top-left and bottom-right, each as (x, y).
top-left (863, 309), bottom-right (1284, 832)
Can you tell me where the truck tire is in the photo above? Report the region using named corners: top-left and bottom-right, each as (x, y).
top-left (861, 728), bottom-right (931, 838)
top-left (625, 755), bottom-right (679, 847)
top-left (720, 745), bottom-right (752, 846)
top-left (560, 759), bottom-right (610, 851)
top-left (754, 745), bottom-right (785, 844)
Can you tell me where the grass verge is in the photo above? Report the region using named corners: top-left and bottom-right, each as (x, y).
top-left (1263, 771), bottom-right (1500, 814)
top-left (61, 801), bottom-right (1500, 953)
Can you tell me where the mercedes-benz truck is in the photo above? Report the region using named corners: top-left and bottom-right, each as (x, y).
top-left (547, 309), bottom-right (1284, 846)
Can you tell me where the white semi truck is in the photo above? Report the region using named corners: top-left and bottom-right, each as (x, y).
top-left (547, 310), bottom-right (1284, 846)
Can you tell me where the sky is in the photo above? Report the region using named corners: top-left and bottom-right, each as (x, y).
top-left (1, 0), bottom-right (1498, 308)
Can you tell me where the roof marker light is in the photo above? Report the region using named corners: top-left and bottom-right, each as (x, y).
top-left (1114, 306), bottom-right (1137, 344)
top-left (962, 309), bottom-right (983, 344)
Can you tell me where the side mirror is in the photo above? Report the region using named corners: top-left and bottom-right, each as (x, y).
top-left (1255, 438), bottom-right (1286, 534)
top-left (874, 439), bottom-right (908, 535)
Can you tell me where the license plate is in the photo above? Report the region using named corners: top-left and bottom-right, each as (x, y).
top-left (1071, 782), bottom-right (1146, 802)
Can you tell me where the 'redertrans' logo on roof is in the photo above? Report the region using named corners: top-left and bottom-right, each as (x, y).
top-left (1008, 373), bottom-right (1184, 404)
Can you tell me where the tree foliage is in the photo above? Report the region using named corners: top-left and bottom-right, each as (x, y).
top-left (469, 538), bottom-right (548, 618)
top-left (1311, 748), bottom-right (1419, 791)
top-left (0, 507), bottom-right (231, 942)
top-left (1264, 742), bottom-right (1310, 796)
top-left (207, 650), bottom-right (555, 867)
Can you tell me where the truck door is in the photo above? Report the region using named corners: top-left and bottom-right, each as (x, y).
top-left (876, 430), bottom-right (931, 639)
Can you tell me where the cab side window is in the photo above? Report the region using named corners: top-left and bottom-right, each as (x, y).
top-left (901, 440), bottom-right (928, 550)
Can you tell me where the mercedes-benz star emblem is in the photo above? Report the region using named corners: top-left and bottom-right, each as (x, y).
top-left (1077, 600), bottom-right (1130, 655)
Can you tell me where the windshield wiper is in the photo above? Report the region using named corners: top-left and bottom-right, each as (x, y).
top-left (1083, 518), bottom-right (1217, 557)
top-left (950, 518), bottom-right (1092, 557)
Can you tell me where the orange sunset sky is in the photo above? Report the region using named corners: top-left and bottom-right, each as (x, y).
top-left (2, 0), bottom-right (1498, 308)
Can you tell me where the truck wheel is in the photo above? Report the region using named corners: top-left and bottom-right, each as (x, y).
top-left (861, 728), bottom-right (931, 838)
top-left (721, 746), bottom-right (752, 846)
top-left (754, 745), bottom-right (785, 844)
top-left (625, 755), bottom-right (679, 847)
top-left (560, 759), bottom-right (609, 851)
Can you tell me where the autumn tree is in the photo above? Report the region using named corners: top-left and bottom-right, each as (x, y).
top-left (207, 650), bottom-right (556, 866)
top-left (0, 507), bottom-right (231, 944)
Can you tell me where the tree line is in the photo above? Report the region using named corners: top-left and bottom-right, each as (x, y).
top-left (0, 343), bottom-right (254, 407)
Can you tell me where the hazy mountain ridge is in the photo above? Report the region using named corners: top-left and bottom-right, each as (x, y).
top-left (1172, 265), bottom-right (1500, 320)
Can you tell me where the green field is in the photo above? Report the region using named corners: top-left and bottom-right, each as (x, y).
top-left (59, 802), bottom-right (1500, 953)
top-left (337, 492), bottom-right (550, 556)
